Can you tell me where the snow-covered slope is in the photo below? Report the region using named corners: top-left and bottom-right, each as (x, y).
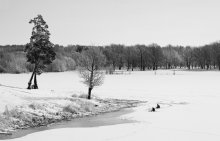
top-left (1, 70), bottom-right (220, 141)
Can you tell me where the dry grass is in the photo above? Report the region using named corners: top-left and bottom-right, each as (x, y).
top-left (63, 105), bottom-right (80, 114)
top-left (0, 98), bottom-right (142, 134)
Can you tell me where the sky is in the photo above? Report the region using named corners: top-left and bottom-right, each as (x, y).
top-left (0, 0), bottom-right (220, 47)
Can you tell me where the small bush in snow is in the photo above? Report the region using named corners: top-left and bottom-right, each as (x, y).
top-left (63, 105), bottom-right (80, 114)
top-left (78, 94), bottom-right (88, 99)
top-left (71, 94), bottom-right (78, 98)
top-left (28, 103), bottom-right (43, 110)
top-left (79, 102), bottom-right (95, 112)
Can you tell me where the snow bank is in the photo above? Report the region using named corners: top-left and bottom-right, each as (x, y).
top-left (0, 79), bottom-right (142, 135)
top-left (1, 70), bottom-right (220, 141)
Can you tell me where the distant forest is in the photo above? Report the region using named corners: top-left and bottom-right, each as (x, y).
top-left (1, 42), bottom-right (220, 73)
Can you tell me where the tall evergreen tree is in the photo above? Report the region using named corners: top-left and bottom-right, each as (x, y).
top-left (25, 15), bottom-right (56, 89)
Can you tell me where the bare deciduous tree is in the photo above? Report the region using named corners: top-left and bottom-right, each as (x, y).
top-left (78, 47), bottom-right (106, 99)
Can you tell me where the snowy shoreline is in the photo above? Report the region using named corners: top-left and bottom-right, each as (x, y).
top-left (0, 96), bottom-right (145, 136)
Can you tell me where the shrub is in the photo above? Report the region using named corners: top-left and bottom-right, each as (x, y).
top-left (78, 94), bottom-right (88, 99)
top-left (71, 94), bottom-right (78, 98)
top-left (63, 105), bottom-right (80, 114)
top-left (79, 101), bottom-right (95, 112)
top-left (28, 103), bottom-right (43, 110)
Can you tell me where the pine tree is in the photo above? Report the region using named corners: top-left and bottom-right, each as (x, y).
top-left (25, 15), bottom-right (56, 89)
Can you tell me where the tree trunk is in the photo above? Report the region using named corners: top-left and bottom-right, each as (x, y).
top-left (119, 66), bottom-right (122, 70)
top-left (201, 65), bottom-right (203, 69)
top-left (206, 64), bottom-right (209, 70)
top-left (88, 62), bottom-right (94, 99)
top-left (33, 73), bottom-right (38, 89)
top-left (88, 87), bottom-right (92, 99)
top-left (127, 62), bottom-right (130, 71)
top-left (113, 62), bottom-right (116, 70)
top-left (187, 63), bottom-right (190, 70)
top-left (140, 54), bottom-right (143, 71)
top-left (153, 63), bottom-right (156, 70)
top-left (168, 63), bottom-right (171, 69)
top-left (27, 69), bottom-right (35, 89)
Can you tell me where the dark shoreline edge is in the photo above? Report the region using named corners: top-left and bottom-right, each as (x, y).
top-left (0, 98), bottom-right (146, 137)
top-left (0, 107), bottom-right (138, 140)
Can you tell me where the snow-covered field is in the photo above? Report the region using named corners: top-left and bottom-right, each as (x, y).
top-left (1, 70), bottom-right (220, 141)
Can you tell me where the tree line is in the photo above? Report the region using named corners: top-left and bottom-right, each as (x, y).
top-left (1, 42), bottom-right (220, 73)
top-left (0, 44), bottom-right (76, 73)
top-left (102, 43), bottom-right (220, 71)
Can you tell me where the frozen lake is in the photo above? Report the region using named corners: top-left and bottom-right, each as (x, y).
top-left (1, 70), bottom-right (220, 141)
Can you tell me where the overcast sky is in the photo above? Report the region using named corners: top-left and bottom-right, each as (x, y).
top-left (0, 0), bottom-right (220, 46)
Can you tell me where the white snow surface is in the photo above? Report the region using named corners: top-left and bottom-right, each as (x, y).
top-left (1, 70), bottom-right (220, 141)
